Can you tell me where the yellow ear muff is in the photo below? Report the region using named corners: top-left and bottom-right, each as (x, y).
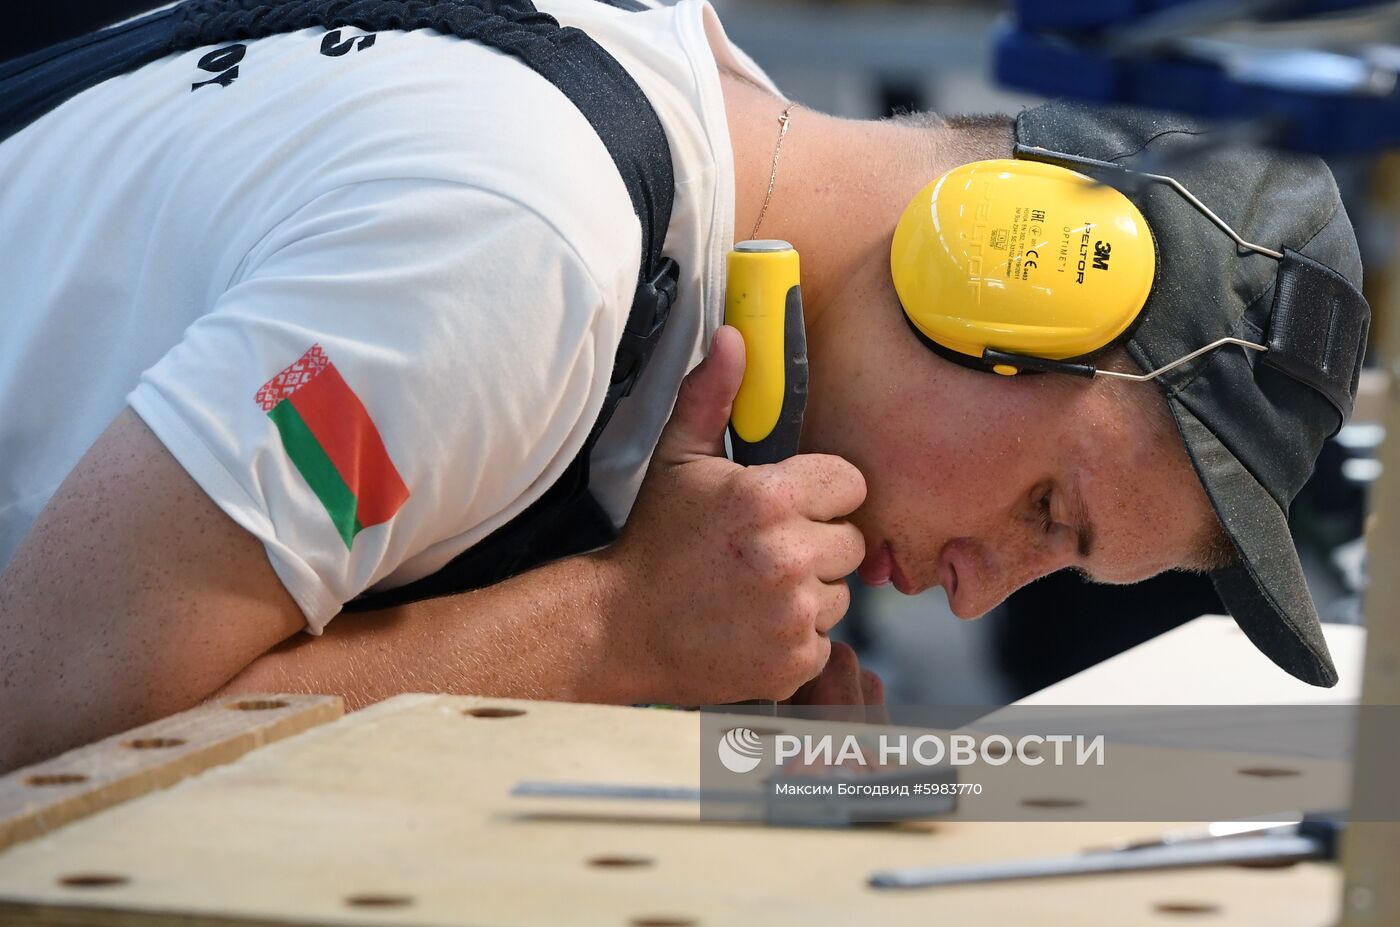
top-left (890, 158), bottom-right (1156, 367)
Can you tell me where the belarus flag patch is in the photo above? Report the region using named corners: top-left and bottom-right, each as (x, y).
top-left (255, 345), bottom-right (409, 548)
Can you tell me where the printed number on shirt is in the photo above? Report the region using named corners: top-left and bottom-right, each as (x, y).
top-left (190, 31), bottom-right (379, 93)
top-left (321, 31), bottom-right (377, 57)
top-left (190, 44), bottom-right (246, 91)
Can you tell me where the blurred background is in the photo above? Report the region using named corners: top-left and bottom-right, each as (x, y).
top-left (7, 0), bottom-right (1391, 704)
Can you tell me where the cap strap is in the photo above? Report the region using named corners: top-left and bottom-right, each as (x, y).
top-left (1262, 248), bottom-right (1370, 430)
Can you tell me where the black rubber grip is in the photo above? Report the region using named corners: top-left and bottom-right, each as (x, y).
top-left (730, 284), bottom-right (807, 466)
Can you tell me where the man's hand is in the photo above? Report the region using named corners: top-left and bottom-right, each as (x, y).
top-left (784, 640), bottom-right (888, 725)
top-left (601, 326), bottom-right (867, 705)
top-left (786, 641), bottom-right (884, 705)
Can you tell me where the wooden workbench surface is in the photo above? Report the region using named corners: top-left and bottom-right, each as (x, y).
top-left (0, 694), bottom-right (1339, 926)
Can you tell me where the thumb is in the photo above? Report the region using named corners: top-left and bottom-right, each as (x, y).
top-left (656, 325), bottom-right (746, 463)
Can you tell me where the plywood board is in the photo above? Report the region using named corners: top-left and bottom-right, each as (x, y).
top-left (0, 695), bottom-right (1340, 926)
top-left (0, 694), bottom-right (343, 852)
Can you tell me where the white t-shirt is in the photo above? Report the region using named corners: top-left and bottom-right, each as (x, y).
top-left (0, 0), bottom-right (777, 630)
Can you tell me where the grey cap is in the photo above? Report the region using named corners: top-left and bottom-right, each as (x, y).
top-left (1015, 101), bottom-right (1370, 687)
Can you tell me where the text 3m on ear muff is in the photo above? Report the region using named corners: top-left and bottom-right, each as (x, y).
top-left (890, 158), bottom-right (1157, 375)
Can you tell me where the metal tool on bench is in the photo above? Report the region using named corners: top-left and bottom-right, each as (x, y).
top-left (869, 812), bottom-right (1344, 889)
top-left (514, 762), bottom-right (958, 827)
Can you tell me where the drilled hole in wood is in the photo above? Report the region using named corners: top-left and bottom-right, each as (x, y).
top-left (1154, 901), bottom-right (1222, 916)
top-left (589, 855), bottom-right (654, 869)
top-left (1020, 797), bottom-right (1084, 810)
top-left (58, 874), bottom-right (128, 888)
top-left (124, 737), bottom-right (186, 750)
top-left (226, 699), bottom-right (288, 711)
top-left (631, 918), bottom-right (696, 927)
top-left (1237, 766), bottom-right (1300, 778)
top-left (345, 894), bottom-right (413, 908)
top-left (464, 707), bottom-right (526, 719)
top-left (26, 773), bottom-right (88, 786)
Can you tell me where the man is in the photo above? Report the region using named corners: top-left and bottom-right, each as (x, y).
top-left (0, 0), bottom-right (1366, 770)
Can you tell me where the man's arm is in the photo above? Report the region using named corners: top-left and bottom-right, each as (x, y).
top-left (0, 409), bottom-right (304, 770)
top-left (1, 330), bottom-right (869, 769)
top-left (216, 550), bottom-right (639, 709)
top-left (0, 409), bottom-right (641, 769)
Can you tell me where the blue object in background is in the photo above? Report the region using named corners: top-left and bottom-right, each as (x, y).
top-left (1013, 0), bottom-right (1393, 33)
top-left (994, 22), bottom-right (1400, 155)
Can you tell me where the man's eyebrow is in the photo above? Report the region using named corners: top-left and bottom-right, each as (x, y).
top-left (1067, 476), bottom-right (1095, 559)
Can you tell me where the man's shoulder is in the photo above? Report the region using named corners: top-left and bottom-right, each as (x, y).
top-left (186, 25), bottom-right (646, 306)
top-left (295, 27), bottom-right (642, 295)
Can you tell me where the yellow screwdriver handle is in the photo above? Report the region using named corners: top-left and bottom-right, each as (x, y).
top-left (725, 240), bottom-right (807, 465)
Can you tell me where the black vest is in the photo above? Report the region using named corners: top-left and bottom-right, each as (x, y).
top-left (0, 0), bottom-right (679, 610)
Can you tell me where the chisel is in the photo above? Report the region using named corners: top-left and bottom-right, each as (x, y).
top-left (725, 240), bottom-right (807, 465)
top-left (724, 240), bottom-right (807, 712)
top-left (869, 813), bottom-right (1343, 889)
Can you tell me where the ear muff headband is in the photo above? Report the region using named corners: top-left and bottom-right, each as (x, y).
top-left (890, 158), bottom-right (1157, 375)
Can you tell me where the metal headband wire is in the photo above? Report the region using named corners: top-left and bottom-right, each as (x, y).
top-left (1093, 336), bottom-right (1268, 381)
top-left (996, 144), bottom-right (1277, 381)
top-left (1012, 143), bottom-right (1285, 260)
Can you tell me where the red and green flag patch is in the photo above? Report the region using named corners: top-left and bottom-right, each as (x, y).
top-left (255, 345), bottom-right (409, 548)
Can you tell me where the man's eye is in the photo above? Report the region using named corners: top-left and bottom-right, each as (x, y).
top-left (1038, 490), bottom-right (1055, 534)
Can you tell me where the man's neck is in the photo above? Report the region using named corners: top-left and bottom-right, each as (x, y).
top-left (720, 72), bottom-right (950, 337)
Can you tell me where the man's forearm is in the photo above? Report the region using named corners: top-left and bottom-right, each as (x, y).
top-left (218, 549), bottom-right (652, 709)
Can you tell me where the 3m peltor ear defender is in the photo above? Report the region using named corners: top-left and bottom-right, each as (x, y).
top-left (890, 155), bottom-right (1157, 376)
top-left (891, 144), bottom-right (1369, 424)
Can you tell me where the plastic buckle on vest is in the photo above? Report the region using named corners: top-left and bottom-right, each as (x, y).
top-left (612, 256), bottom-right (680, 393)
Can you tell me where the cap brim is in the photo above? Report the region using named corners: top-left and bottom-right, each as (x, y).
top-left (1169, 399), bottom-right (1339, 687)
